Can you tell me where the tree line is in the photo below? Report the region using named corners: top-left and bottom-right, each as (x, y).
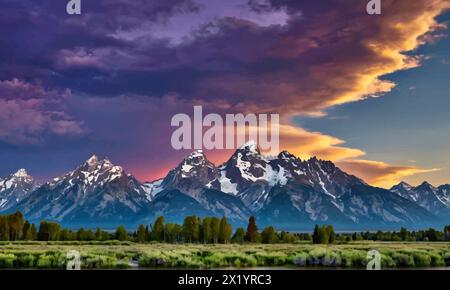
top-left (128, 215), bottom-right (300, 244)
top-left (0, 211), bottom-right (448, 244)
top-left (311, 224), bottom-right (450, 244)
top-left (0, 212), bottom-right (298, 243)
top-left (338, 226), bottom-right (450, 243)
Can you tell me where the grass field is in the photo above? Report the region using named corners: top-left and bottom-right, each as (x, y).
top-left (0, 241), bottom-right (449, 269)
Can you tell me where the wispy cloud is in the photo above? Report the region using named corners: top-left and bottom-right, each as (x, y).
top-left (337, 159), bottom-right (440, 188)
top-left (0, 79), bottom-right (85, 145)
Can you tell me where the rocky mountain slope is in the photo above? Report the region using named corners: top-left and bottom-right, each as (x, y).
top-left (0, 143), bottom-right (446, 230)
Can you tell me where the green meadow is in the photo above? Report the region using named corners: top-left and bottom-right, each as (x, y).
top-left (0, 241), bottom-right (448, 269)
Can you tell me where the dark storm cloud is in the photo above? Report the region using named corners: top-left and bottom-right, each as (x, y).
top-left (0, 0), bottom-right (449, 185)
top-left (0, 0), bottom-right (199, 81)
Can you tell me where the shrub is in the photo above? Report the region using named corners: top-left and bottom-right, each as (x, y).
top-left (380, 253), bottom-right (395, 268)
top-left (254, 252), bottom-right (287, 266)
top-left (429, 252), bottom-right (445, 267)
top-left (0, 253), bottom-right (15, 268)
top-left (16, 254), bottom-right (36, 268)
top-left (411, 252), bottom-right (431, 267)
top-left (443, 252), bottom-right (450, 266)
top-left (36, 255), bottom-right (54, 268)
top-left (293, 252), bottom-right (308, 267)
top-left (391, 253), bottom-right (415, 267)
top-left (340, 250), bottom-right (366, 268)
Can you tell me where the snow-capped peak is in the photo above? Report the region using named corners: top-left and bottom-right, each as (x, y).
top-left (0, 168), bottom-right (36, 210)
top-left (187, 149), bottom-right (205, 158)
top-left (83, 155), bottom-right (114, 169)
top-left (278, 151), bottom-right (299, 161)
top-left (86, 155), bottom-right (99, 166)
top-left (1, 169), bottom-right (35, 189)
top-left (44, 155), bottom-right (130, 190)
top-left (13, 168), bottom-right (31, 178)
top-left (237, 140), bottom-right (260, 154)
top-left (179, 150), bottom-right (213, 172)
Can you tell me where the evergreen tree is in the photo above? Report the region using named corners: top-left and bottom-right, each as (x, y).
top-left (145, 226), bottom-right (150, 241)
top-left (246, 216), bottom-right (258, 242)
top-left (280, 231), bottom-right (287, 242)
top-left (326, 225), bottom-right (335, 243)
top-left (319, 225), bottom-right (329, 244)
top-left (261, 226), bottom-right (277, 243)
top-left (98, 229), bottom-right (110, 241)
top-left (30, 223), bottom-right (37, 240)
top-left (312, 225), bottom-right (333, 244)
top-left (280, 231), bottom-right (298, 243)
top-left (22, 220), bottom-right (31, 240)
top-left (60, 229), bottom-right (71, 241)
top-left (8, 211), bottom-right (24, 240)
top-left (312, 225), bottom-right (320, 244)
top-left (224, 223), bottom-right (233, 244)
top-left (174, 224), bottom-right (182, 242)
top-left (49, 222), bottom-right (61, 240)
top-left (115, 225), bottom-right (128, 241)
top-left (37, 221), bottom-right (49, 241)
top-left (0, 216), bottom-right (9, 241)
top-left (95, 228), bottom-right (102, 240)
top-left (210, 217), bottom-right (220, 244)
top-left (444, 225), bottom-right (450, 241)
top-left (37, 221), bottom-right (60, 241)
top-left (201, 218), bottom-right (212, 243)
top-left (165, 223), bottom-right (182, 243)
top-left (399, 227), bottom-right (409, 241)
top-left (219, 217), bottom-right (232, 243)
top-left (232, 227), bottom-right (245, 244)
top-left (136, 224), bottom-right (147, 243)
top-left (85, 229), bottom-right (94, 241)
top-left (77, 228), bottom-right (86, 241)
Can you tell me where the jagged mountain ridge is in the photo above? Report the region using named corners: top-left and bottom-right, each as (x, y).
top-left (0, 169), bottom-right (37, 211)
top-left (143, 142), bottom-right (442, 230)
top-left (390, 181), bottom-right (450, 218)
top-left (142, 150), bottom-right (252, 224)
top-left (13, 156), bottom-right (152, 227)
top-left (0, 142), bottom-right (447, 229)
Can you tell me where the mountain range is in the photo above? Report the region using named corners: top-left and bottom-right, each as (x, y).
top-left (0, 141), bottom-right (449, 230)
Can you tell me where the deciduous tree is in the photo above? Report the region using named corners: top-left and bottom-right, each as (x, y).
top-left (152, 216), bottom-right (165, 242)
top-left (182, 216), bottom-right (200, 243)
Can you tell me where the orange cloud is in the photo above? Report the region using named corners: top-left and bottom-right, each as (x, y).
top-left (277, 126), bottom-right (440, 188)
top-left (194, 1), bottom-right (450, 117)
top-left (336, 159), bottom-right (440, 188)
top-left (100, 1), bottom-right (450, 186)
top-left (278, 125), bottom-right (365, 161)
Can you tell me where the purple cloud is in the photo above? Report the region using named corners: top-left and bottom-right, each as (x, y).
top-left (0, 79), bottom-right (84, 145)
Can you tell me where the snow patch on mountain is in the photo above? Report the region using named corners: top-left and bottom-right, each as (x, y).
top-left (216, 171), bottom-right (238, 195)
top-left (141, 179), bottom-right (164, 201)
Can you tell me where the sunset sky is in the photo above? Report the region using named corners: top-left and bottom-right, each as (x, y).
top-left (1, 0), bottom-right (450, 188)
